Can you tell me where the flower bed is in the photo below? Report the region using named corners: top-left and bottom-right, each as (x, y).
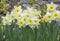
top-left (0, 2), bottom-right (59, 41)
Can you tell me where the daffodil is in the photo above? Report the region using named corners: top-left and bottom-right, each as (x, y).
top-left (2, 17), bottom-right (8, 24)
top-left (26, 7), bottom-right (34, 13)
top-left (18, 20), bottom-right (25, 26)
top-left (9, 14), bottom-right (14, 20)
top-left (47, 2), bottom-right (57, 11)
top-left (15, 7), bottom-right (19, 12)
top-left (27, 19), bottom-right (32, 25)
top-left (17, 13), bottom-right (22, 19)
top-left (40, 17), bottom-right (45, 23)
top-left (24, 13), bottom-right (30, 19)
top-left (49, 4), bottom-right (55, 11)
top-left (14, 6), bottom-right (22, 13)
top-left (33, 19), bottom-right (39, 25)
top-left (33, 12), bottom-right (38, 16)
top-left (2, 12), bottom-right (10, 25)
top-left (44, 12), bottom-right (52, 23)
top-left (46, 14), bottom-right (52, 21)
top-left (53, 11), bottom-right (60, 19)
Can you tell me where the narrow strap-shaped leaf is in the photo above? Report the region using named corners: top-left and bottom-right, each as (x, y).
top-left (0, 23), bottom-right (3, 41)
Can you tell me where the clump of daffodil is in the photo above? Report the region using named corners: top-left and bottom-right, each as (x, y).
top-left (47, 2), bottom-right (57, 12)
top-left (1, 3), bottom-right (60, 28)
top-left (46, 2), bottom-right (60, 23)
top-left (2, 6), bottom-right (41, 28)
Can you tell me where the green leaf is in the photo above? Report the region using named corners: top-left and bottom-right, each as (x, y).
top-left (0, 23), bottom-right (3, 41)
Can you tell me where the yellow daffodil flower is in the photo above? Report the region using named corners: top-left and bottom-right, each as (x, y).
top-left (18, 20), bottom-right (24, 26)
top-left (14, 7), bottom-right (19, 12)
top-left (9, 14), bottom-right (14, 19)
top-left (33, 12), bottom-right (38, 16)
top-left (46, 15), bottom-right (52, 21)
top-left (40, 17), bottom-right (45, 23)
top-left (17, 13), bottom-right (22, 19)
top-left (45, 13), bottom-right (52, 21)
top-left (27, 19), bottom-right (32, 25)
top-left (2, 17), bottom-right (8, 23)
top-left (24, 13), bottom-right (30, 19)
top-left (53, 11), bottom-right (59, 19)
top-left (49, 4), bottom-right (55, 11)
top-left (47, 2), bottom-right (57, 12)
top-left (34, 19), bottom-right (39, 24)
